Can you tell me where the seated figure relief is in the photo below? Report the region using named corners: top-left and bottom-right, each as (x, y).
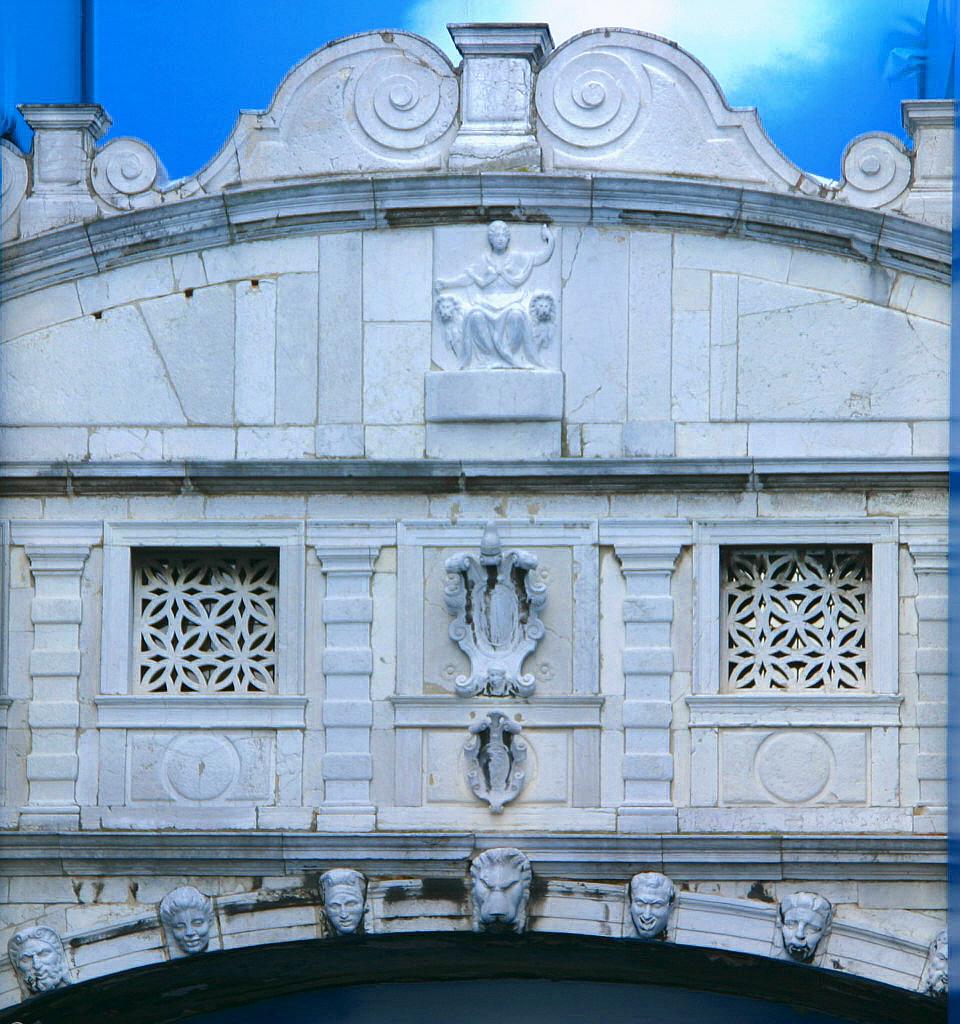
top-left (778, 891), bottom-right (832, 963)
top-left (7, 927), bottom-right (71, 994)
top-left (434, 221), bottom-right (557, 370)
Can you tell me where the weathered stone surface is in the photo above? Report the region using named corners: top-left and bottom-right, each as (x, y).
top-left (139, 285), bottom-right (236, 424)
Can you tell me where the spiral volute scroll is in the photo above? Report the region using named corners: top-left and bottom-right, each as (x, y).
top-left (92, 138), bottom-right (162, 209)
top-left (351, 52), bottom-right (457, 152)
top-left (838, 134), bottom-right (911, 209)
top-left (0, 141), bottom-right (29, 236)
top-left (536, 49), bottom-right (650, 149)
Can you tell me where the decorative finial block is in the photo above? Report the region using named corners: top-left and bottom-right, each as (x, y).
top-left (18, 104), bottom-right (110, 236)
top-left (447, 23), bottom-right (553, 170)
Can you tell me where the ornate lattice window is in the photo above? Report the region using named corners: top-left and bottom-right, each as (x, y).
top-left (133, 550), bottom-right (279, 694)
top-left (721, 547), bottom-right (870, 692)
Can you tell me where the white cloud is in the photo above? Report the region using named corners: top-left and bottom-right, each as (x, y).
top-left (406, 0), bottom-right (844, 93)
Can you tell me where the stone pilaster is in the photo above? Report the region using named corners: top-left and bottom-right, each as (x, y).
top-left (447, 23), bottom-right (553, 171)
top-left (11, 521), bottom-right (102, 830)
top-left (18, 104), bottom-right (110, 237)
top-left (902, 520), bottom-right (948, 833)
top-left (602, 522), bottom-right (690, 833)
top-left (310, 522), bottom-right (394, 831)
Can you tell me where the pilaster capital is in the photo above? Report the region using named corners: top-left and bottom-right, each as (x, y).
top-left (11, 521), bottom-right (102, 572)
top-left (599, 520), bottom-right (691, 573)
top-left (308, 520), bottom-right (395, 573)
top-left (900, 518), bottom-right (948, 572)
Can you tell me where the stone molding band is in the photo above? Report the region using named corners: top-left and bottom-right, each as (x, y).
top-left (0, 457), bottom-right (947, 497)
top-left (0, 832), bottom-right (944, 880)
top-left (0, 175), bottom-right (949, 301)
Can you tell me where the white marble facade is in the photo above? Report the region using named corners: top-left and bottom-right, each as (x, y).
top-left (0, 21), bottom-right (950, 1009)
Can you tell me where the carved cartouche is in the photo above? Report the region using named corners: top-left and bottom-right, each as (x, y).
top-left (7, 926), bottom-right (71, 994)
top-left (629, 872), bottom-right (676, 939)
top-left (159, 885), bottom-right (215, 955)
top-left (470, 847), bottom-right (532, 933)
top-left (321, 868), bottom-right (367, 936)
top-left (778, 892), bottom-right (832, 963)
top-left (444, 522), bottom-right (547, 697)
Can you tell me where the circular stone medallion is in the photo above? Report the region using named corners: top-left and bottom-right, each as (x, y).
top-left (755, 731), bottom-right (833, 804)
top-left (163, 734), bottom-right (240, 802)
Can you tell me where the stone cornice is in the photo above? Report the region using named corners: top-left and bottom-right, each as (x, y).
top-left (0, 832), bottom-right (943, 880)
top-left (0, 175), bottom-right (949, 300)
top-left (0, 457), bottom-right (947, 498)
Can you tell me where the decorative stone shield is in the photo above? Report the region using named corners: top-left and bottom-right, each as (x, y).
top-left (444, 522), bottom-right (547, 697)
top-left (464, 711), bottom-right (528, 813)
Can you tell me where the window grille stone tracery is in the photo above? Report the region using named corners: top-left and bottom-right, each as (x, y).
top-left (721, 547), bottom-right (870, 692)
top-left (133, 550), bottom-right (279, 694)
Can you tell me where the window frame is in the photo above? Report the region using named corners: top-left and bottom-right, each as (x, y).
top-left (100, 521), bottom-right (305, 697)
top-left (693, 518), bottom-right (899, 697)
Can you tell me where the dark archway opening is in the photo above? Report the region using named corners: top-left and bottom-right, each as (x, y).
top-left (1, 932), bottom-right (943, 1024)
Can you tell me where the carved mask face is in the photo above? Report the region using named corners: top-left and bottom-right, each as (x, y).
top-left (17, 938), bottom-right (66, 993)
top-left (325, 885), bottom-right (365, 935)
top-left (924, 932), bottom-right (948, 995)
top-left (780, 905), bottom-right (829, 962)
top-left (487, 221), bottom-right (510, 254)
top-left (168, 906), bottom-right (212, 954)
top-left (630, 880), bottom-right (674, 938)
top-left (473, 860), bottom-right (527, 931)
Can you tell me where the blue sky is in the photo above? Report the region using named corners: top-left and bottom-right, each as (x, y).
top-left (2, 0), bottom-right (940, 181)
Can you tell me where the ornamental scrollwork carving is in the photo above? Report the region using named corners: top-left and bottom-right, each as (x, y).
top-left (159, 886), bottom-right (215, 955)
top-left (434, 221), bottom-right (557, 369)
top-left (352, 52), bottom-right (457, 152)
top-left (7, 926), bottom-right (71, 994)
top-left (837, 133), bottom-right (912, 209)
top-left (464, 711), bottom-right (528, 813)
top-left (444, 522), bottom-right (547, 697)
top-left (778, 891), bottom-right (832, 963)
top-left (91, 137), bottom-right (164, 210)
top-left (536, 49), bottom-right (649, 149)
top-left (470, 847), bottom-right (532, 933)
top-left (920, 929), bottom-right (948, 998)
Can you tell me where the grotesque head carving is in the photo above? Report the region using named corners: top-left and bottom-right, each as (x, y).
top-left (487, 220), bottom-right (511, 254)
top-left (920, 930), bottom-right (948, 997)
top-left (7, 926), bottom-right (71, 994)
top-left (470, 847), bottom-right (532, 933)
top-left (159, 885), bottom-right (215, 955)
top-left (629, 872), bottom-right (676, 939)
top-left (778, 892), bottom-right (832, 963)
top-left (321, 868), bottom-right (367, 936)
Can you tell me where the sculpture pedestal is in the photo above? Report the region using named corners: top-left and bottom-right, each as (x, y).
top-left (425, 370), bottom-right (563, 458)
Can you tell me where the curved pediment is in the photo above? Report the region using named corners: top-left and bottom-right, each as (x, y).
top-left (189, 30), bottom-right (459, 195)
top-left (536, 28), bottom-right (812, 192)
top-left (2, 23), bottom-right (950, 242)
